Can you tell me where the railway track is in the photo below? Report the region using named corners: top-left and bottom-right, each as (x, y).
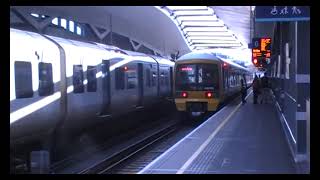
top-left (50, 113), bottom-right (181, 174)
top-left (79, 123), bottom-right (178, 174)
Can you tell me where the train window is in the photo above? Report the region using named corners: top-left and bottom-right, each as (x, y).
top-left (197, 64), bottom-right (219, 90)
top-left (165, 72), bottom-right (169, 86)
top-left (38, 62), bottom-right (54, 96)
top-left (146, 68), bottom-right (151, 87)
top-left (87, 66), bottom-right (97, 92)
top-left (73, 65), bottom-right (84, 93)
top-left (152, 72), bottom-right (157, 86)
top-left (160, 72), bottom-right (165, 85)
top-left (14, 61), bottom-right (33, 98)
top-left (127, 70), bottom-right (137, 89)
top-left (115, 67), bottom-right (125, 90)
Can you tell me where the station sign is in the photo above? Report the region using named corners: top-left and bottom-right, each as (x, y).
top-left (252, 37), bottom-right (271, 67)
top-left (255, 6), bottom-right (310, 22)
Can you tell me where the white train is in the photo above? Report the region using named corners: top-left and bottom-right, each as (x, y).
top-left (10, 28), bottom-right (174, 148)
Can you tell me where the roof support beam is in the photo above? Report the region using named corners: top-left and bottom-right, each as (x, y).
top-left (89, 24), bottom-right (110, 41)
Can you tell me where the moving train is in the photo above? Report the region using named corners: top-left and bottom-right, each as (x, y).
top-left (174, 51), bottom-right (253, 118)
top-left (10, 28), bottom-right (174, 147)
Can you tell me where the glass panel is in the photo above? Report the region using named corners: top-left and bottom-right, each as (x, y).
top-left (77, 26), bottom-right (82, 35)
top-left (52, 18), bottom-right (58, 25)
top-left (87, 66), bottom-right (97, 92)
top-left (14, 61), bottom-right (33, 98)
top-left (127, 70), bottom-right (137, 89)
top-left (38, 62), bottom-right (54, 96)
top-left (175, 63), bottom-right (218, 91)
top-left (61, 18), bottom-right (67, 29)
top-left (69, 21), bottom-right (74, 32)
top-left (73, 65), bottom-right (84, 93)
top-left (197, 64), bottom-right (219, 90)
top-left (175, 64), bottom-right (197, 90)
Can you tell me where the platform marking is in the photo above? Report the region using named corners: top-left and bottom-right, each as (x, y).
top-left (138, 90), bottom-right (252, 174)
top-left (176, 91), bottom-right (252, 174)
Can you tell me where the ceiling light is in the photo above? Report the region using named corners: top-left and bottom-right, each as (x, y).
top-left (188, 36), bottom-right (235, 40)
top-left (187, 31), bottom-right (234, 36)
top-left (192, 43), bottom-right (242, 47)
top-left (181, 21), bottom-right (224, 27)
top-left (184, 26), bottom-right (228, 32)
top-left (190, 40), bottom-right (239, 44)
top-left (174, 10), bottom-right (214, 16)
top-left (176, 15), bottom-right (218, 21)
top-left (167, 6), bottom-right (208, 10)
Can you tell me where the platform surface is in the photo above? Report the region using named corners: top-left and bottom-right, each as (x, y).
top-left (139, 92), bottom-right (297, 174)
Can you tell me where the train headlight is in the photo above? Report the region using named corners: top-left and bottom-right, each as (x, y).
top-left (181, 92), bottom-right (188, 98)
top-left (205, 92), bottom-right (213, 98)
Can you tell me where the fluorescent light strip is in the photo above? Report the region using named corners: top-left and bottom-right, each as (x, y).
top-left (189, 36), bottom-right (236, 41)
top-left (181, 21), bottom-right (224, 27)
top-left (167, 6), bottom-right (208, 10)
top-left (187, 31), bottom-right (234, 36)
top-left (174, 10), bottom-right (214, 16)
top-left (183, 27), bottom-right (227, 32)
top-left (177, 15), bottom-right (218, 21)
top-left (193, 43), bottom-right (242, 47)
top-left (190, 40), bottom-right (239, 44)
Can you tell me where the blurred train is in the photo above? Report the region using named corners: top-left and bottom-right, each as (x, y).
top-left (174, 51), bottom-right (253, 118)
top-left (10, 28), bottom-right (174, 147)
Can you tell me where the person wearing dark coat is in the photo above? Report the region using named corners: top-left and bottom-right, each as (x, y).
top-left (252, 75), bottom-right (260, 104)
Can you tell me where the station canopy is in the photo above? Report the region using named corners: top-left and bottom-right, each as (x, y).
top-left (163, 6), bottom-right (251, 50)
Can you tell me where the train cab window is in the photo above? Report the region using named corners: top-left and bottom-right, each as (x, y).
top-left (176, 64), bottom-right (218, 91)
top-left (87, 66), bottom-right (97, 92)
top-left (197, 64), bottom-right (219, 90)
top-left (127, 70), bottom-right (137, 89)
top-left (38, 62), bottom-right (54, 96)
top-left (146, 68), bottom-right (151, 87)
top-left (115, 67), bottom-right (125, 90)
top-left (14, 61), bottom-right (33, 98)
top-left (73, 65), bottom-right (84, 93)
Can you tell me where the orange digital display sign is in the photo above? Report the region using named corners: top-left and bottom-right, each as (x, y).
top-left (261, 38), bottom-right (271, 52)
top-left (252, 37), bottom-right (272, 67)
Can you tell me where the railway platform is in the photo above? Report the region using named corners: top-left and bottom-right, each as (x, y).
top-left (139, 91), bottom-right (299, 174)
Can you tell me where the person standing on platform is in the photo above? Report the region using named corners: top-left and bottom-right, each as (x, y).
top-left (260, 72), bottom-right (270, 104)
top-left (240, 79), bottom-right (247, 104)
top-left (252, 74), bottom-right (260, 104)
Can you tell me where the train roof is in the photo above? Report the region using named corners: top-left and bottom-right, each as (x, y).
top-left (177, 50), bottom-right (249, 71)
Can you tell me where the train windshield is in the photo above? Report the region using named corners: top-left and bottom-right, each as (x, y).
top-left (175, 63), bottom-right (219, 91)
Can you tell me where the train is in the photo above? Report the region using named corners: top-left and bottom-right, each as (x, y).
top-left (10, 28), bottom-right (175, 148)
top-left (174, 51), bottom-right (253, 118)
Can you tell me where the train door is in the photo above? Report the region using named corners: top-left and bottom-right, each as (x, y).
top-left (100, 60), bottom-right (111, 116)
top-left (137, 63), bottom-right (144, 108)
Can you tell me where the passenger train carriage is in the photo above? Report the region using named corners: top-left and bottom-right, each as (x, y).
top-left (174, 51), bottom-right (253, 118)
top-left (10, 28), bottom-right (174, 147)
